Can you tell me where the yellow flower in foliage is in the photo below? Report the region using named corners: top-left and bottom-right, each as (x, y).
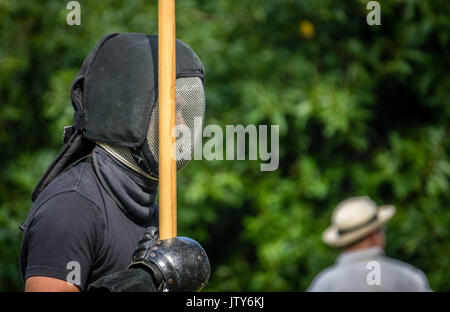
top-left (299, 19), bottom-right (315, 39)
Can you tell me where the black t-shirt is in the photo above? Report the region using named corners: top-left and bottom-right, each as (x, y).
top-left (20, 160), bottom-right (149, 290)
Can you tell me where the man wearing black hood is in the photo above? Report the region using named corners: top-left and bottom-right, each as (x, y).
top-left (20, 33), bottom-right (210, 292)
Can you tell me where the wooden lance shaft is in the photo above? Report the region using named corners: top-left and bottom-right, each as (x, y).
top-left (158, 0), bottom-right (177, 240)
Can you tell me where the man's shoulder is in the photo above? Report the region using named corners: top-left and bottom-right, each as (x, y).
top-left (24, 161), bottom-right (106, 230)
top-left (33, 161), bottom-right (103, 210)
top-left (307, 265), bottom-right (342, 291)
top-left (379, 255), bottom-right (430, 288)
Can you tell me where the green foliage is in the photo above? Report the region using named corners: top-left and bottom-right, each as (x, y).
top-left (0, 0), bottom-right (449, 291)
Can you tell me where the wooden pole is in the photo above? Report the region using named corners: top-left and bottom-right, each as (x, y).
top-left (158, 0), bottom-right (177, 240)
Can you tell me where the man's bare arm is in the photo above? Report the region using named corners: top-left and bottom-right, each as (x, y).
top-left (25, 276), bottom-right (80, 292)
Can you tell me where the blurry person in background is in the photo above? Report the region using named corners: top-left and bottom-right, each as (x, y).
top-left (307, 196), bottom-right (431, 292)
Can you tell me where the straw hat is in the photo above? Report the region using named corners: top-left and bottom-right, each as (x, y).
top-left (322, 196), bottom-right (396, 248)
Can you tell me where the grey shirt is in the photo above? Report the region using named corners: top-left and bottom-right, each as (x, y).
top-left (307, 247), bottom-right (431, 292)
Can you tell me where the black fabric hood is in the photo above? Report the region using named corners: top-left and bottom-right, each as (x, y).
top-left (72, 32), bottom-right (205, 147)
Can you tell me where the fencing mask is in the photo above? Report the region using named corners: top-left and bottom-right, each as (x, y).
top-left (31, 33), bottom-right (205, 201)
top-left (78, 33), bottom-right (205, 180)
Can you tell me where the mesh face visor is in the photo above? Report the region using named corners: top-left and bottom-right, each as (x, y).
top-left (100, 76), bottom-right (205, 180)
